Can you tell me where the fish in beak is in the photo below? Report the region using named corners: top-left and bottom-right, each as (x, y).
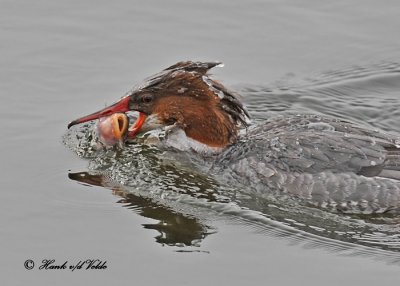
top-left (67, 95), bottom-right (147, 140)
top-left (97, 113), bottom-right (129, 147)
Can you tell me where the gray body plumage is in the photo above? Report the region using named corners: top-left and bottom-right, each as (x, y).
top-left (214, 115), bottom-right (400, 214)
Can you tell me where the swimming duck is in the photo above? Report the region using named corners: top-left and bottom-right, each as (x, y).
top-left (68, 61), bottom-right (400, 214)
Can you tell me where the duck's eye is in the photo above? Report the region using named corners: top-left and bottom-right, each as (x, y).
top-left (142, 94), bottom-right (153, 103)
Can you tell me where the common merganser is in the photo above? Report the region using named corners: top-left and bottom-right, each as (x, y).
top-left (68, 61), bottom-right (400, 214)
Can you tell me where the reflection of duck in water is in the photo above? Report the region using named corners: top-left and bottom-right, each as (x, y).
top-left (68, 61), bottom-right (400, 214)
top-left (68, 171), bottom-right (210, 247)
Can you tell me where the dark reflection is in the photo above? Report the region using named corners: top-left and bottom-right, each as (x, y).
top-left (68, 171), bottom-right (211, 247)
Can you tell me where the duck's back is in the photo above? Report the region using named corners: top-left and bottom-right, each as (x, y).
top-left (215, 115), bottom-right (400, 214)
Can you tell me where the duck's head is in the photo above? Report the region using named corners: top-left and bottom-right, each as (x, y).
top-left (68, 61), bottom-right (250, 148)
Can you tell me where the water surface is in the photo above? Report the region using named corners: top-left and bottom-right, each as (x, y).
top-left (1, 0), bottom-right (400, 285)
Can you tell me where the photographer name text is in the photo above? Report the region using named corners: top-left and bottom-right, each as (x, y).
top-left (24, 259), bottom-right (107, 271)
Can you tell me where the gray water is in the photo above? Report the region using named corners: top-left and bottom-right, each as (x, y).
top-left (1, 0), bottom-right (400, 285)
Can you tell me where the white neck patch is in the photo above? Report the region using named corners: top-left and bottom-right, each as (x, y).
top-left (135, 124), bottom-right (223, 155)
